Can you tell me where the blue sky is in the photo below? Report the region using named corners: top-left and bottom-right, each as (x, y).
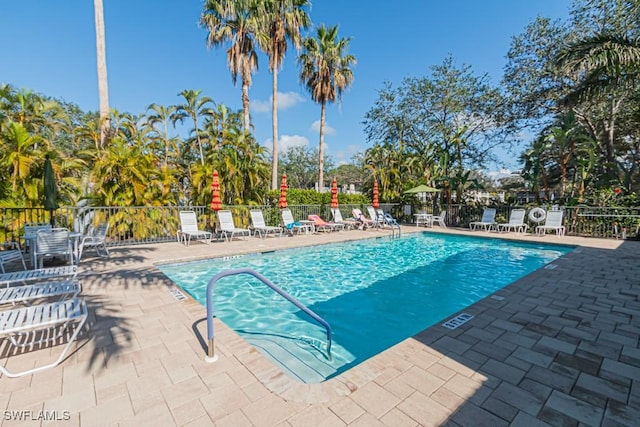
top-left (1, 1), bottom-right (570, 173)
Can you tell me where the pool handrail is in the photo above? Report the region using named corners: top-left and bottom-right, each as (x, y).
top-left (204, 267), bottom-right (332, 363)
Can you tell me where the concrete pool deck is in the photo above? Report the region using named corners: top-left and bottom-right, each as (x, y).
top-left (0, 226), bottom-right (638, 426)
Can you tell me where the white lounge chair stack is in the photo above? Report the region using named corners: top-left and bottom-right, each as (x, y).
top-left (497, 209), bottom-right (529, 234)
top-left (250, 210), bottom-right (283, 239)
top-left (217, 210), bottom-right (251, 241)
top-left (0, 265), bottom-right (86, 378)
top-left (469, 208), bottom-right (497, 231)
top-left (177, 211), bottom-right (212, 245)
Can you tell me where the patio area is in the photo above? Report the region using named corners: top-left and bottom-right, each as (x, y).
top-left (1, 226), bottom-right (638, 426)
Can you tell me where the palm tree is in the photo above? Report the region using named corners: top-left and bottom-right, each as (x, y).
top-left (557, 33), bottom-right (640, 103)
top-left (93, 0), bottom-right (110, 148)
top-left (256, 0), bottom-right (310, 189)
top-left (298, 25), bottom-right (355, 191)
top-left (146, 103), bottom-right (178, 166)
top-left (200, 0), bottom-right (260, 132)
top-left (172, 89), bottom-right (214, 166)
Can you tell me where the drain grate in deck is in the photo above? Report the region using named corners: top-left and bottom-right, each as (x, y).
top-left (442, 313), bottom-right (474, 329)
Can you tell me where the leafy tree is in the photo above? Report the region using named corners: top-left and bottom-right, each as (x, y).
top-left (298, 25), bottom-right (356, 191)
top-left (173, 90), bottom-right (214, 167)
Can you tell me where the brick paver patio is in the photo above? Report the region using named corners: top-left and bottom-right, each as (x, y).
top-left (0, 227), bottom-right (638, 426)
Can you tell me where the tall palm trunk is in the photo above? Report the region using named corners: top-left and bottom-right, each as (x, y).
top-left (271, 69), bottom-right (279, 190)
top-left (318, 100), bottom-right (326, 191)
top-left (94, 0), bottom-right (110, 148)
top-left (242, 82), bottom-right (250, 132)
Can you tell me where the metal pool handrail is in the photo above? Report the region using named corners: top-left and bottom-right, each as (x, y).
top-left (204, 267), bottom-right (332, 363)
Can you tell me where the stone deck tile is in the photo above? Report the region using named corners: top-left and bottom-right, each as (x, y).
top-left (1, 228), bottom-right (638, 426)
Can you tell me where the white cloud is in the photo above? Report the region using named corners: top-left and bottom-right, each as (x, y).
top-left (311, 120), bottom-right (336, 135)
top-left (250, 91), bottom-right (305, 113)
top-left (263, 134), bottom-right (310, 152)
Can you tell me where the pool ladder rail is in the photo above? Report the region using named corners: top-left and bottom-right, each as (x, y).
top-left (204, 268), bottom-right (332, 363)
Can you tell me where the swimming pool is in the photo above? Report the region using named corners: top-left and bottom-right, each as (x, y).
top-left (158, 233), bottom-right (573, 383)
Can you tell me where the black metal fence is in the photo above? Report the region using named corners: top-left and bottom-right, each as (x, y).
top-left (2, 204), bottom-right (638, 248)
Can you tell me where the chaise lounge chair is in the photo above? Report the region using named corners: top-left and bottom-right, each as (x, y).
top-left (497, 209), bottom-right (529, 234)
top-left (352, 208), bottom-right (377, 229)
top-left (281, 209), bottom-right (311, 235)
top-left (0, 297), bottom-right (88, 377)
top-left (307, 214), bottom-right (343, 232)
top-left (535, 210), bottom-right (565, 237)
top-left (0, 279), bottom-right (81, 306)
top-left (177, 211), bottom-right (212, 245)
top-left (331, 208), bottom-right (357, 230)
top-left (250, 210), bottom-right (283, 239)
top-left (217, 210), bottom-right (251, 241)
top-left (469, 208), bottom-right (497, 231)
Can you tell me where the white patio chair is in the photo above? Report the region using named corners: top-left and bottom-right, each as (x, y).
top-left (177, 211), bottom-right (212, 245)
top-left (432, 211), bottom-right (447, 228)
top-left (414, 210), bottom-right (433, 227)
top-left (0, 297), bottom-right (88, 377)
top-left (78, 222), bottom-right (110, 260)
top-left (249, 210), bottom-right (282, 239)
top-left (469, 208), bottom-right (497, 231)
top-left (217, 210), bottom-right (251, 241)
top-left (536, 210), bottom-right (565, 237)
top-left (497, 209), bottom-right (529, 234)
top-left (0, 242), bottom-right (27, 273)
top-left (34, 228), bottom-right (73, 268)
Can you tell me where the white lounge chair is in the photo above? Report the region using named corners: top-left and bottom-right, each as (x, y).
top-left (331, 208), bottom-right (357, 230)
top-left (34, 228), bottom-right (73, 268)
top-left (281, 209), bottom-right (311, 235)
top-left (536, 210), bottom-right (565, 237)
top-left (366, 206), bottom-right (384, 228)
top-left (217, 210), bottom-right (251, 241)
top-left (0, 279), bottom-right (81, 306)
top-left (352, 208), bottom-right (376, 229)
top-left (250, 210), bottom-right (282, 239)
top-left (0, 297), bottom-right (88, 377)
top-left (497, 209), bottom-right (529, 234)
top-left (78, 222), bottom-right (110, 260)
top-left (469, 208), bottom-right (497, 231)
top-left (177, 211), bottom-right (212, 245)
top-left (0, 265), bottom-right (78, 287)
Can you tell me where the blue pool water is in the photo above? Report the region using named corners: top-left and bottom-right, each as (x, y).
top-left (157, 233), bottom-right (573, 383)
